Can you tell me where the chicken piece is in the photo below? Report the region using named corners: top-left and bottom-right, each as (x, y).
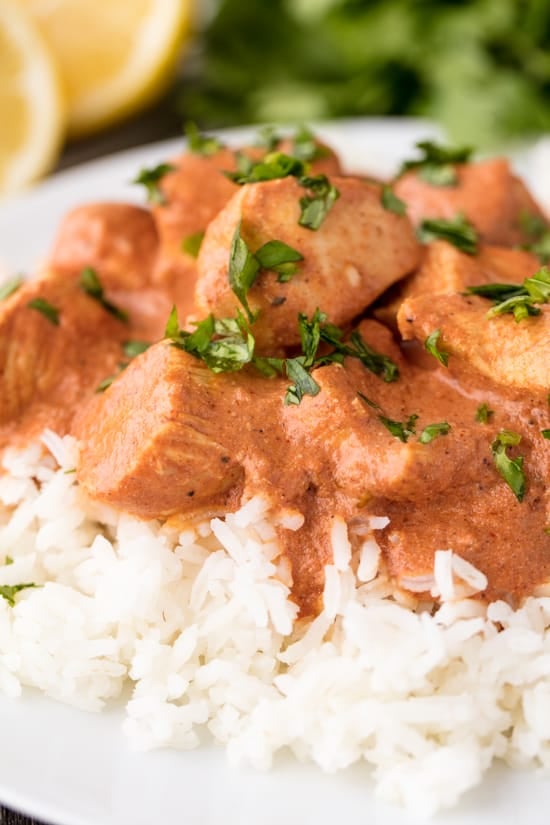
top-left (0, 269), bottom-right (136, 447)
top-left (398, 292), bottom-right (550, 394)
top-left (152, 140), bottom-right (343, 318)
top-left (75, 341), bottom-right (262, 519)
top-left (404, 241), bottom-right (540, 299)
top-left (372, 242), bottom-right (540, 330)
top-left (194, 176), bottom-right (421, 349)
top-left (152, 148), bottom-right (239, 314)
top-left (394, 158), bottom-right (547, 246)
top-left (49, 203), bottom-right (158, 290)
top-left (48, 202), bottom-right (169, 340)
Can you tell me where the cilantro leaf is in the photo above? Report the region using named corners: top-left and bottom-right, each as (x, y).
top-left (400, 141), bottom-right (473, 184)
top-left (170, 312), bottom-right (255, 374)
top-left (122, 340), bottom-right (150, 358)
top-left (182, 230), bottom-right (205, 258)
top-left (0, 583), bottom-right (37, 607)
top-left (378, 412), bottom-right (419, 443)
top-left (185, 121), bottom-right (224, 156)
top-left (228, 224), bottom-right (260, 322)
top-left (226, 152), bottom-right (306, 184)
top-left (475, 403), bottom-right (494, 423)
top-left (298, 175), bottom-right (340, 230)
top-left (254, 240), bottom-right (303, 280)
top-left (419, 421), bottom-right (451, 443)
top-left (80, 268), bottom-right (128, 323)
top-left (424, 329), bottom-right (449, 366)
top-left (284, 357), bottom-right (320, 405)
top-left (418, 213), bottom-right (478, 254)
top-left (468, 266), bottom-right (550, 322)
top-left (292, 125), bottom-right (328, 162)
top-left (0, 276), bottom-right (23, 301)
top-left (491, 430), bottom-right (526, 502)
top-left (132, 163), bottom-right (175, 205)
top-left (27, 298), bottom-right (59, 325)
top-left (381, 185), bottom-right (407, 215)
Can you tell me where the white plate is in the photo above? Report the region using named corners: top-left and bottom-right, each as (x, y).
top-left (0, 118), bottom-right (549, 825)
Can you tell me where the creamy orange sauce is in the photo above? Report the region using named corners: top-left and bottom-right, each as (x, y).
top-left (1, 134), bottom-right (549, 616)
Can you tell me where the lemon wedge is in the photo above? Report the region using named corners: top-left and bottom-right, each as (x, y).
top-left (17, 0), bottom-right (193, 137)
top-left (0, 1), bottom-right (65, 195)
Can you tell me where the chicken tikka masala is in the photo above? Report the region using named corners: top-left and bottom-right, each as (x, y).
top-left (2, 128), bottom-right (549, 617)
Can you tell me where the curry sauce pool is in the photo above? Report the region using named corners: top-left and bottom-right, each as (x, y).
top-left (0, 128), bottom-right (549, 814)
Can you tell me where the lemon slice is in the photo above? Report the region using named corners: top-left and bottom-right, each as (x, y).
top-left (0, 2), bottom-right (65, 195)
top-left (18, 0), bottom-right (193, 137)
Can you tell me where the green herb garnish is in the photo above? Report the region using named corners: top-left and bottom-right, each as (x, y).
top-left (5, 556), bottom-right (13, 566)
top-left (254, 240), bottom-right (303, 281)
top-left (467, 265), bottom-right (550, 322)
top-left (292, 125), bottom-right (328, 162)
top-left (381, 185), bottom-right (406, 215)
top-left (542, 429), bottom-right (550, 439)
top-left (27, 298), bottom-right (59, 325)
top-left (475, 403), bottom-right (494, 423)
top-left (182, 230), bottom-right (205, 258)
top-left (167, 310), bottom-right (255, 374)
top-left (122, 340), bottom-right (150, 358)
top-left (419, 421), bottom-right (451, 443)
top-left (379, 413), bottom-right (419, 443)
top-left (298, 175), bottom-right (340, 230)
top-left (254, 125), bottom-right (281, 152)
top-left (0, 583), bottom-right (36, 607)
top-left (418, 213), bottom-right (478, 254)
top-left (0, 276), bottom-right (23, 301)
top-left (228, 226), bottom-right (304, 317)
top-left (400, 141), bottom-right (473, 186)
top-left (228, 224), bottom-right (261, 322)
top-left (80, 268), bottom-right (128, 323)
top-left (491, 430), bottom-right (526, 502)
top-left (519, 211), bottom-right (550, 263)
top-left (132, 163), bottom-right (175, 205)
top-left (226, 151), bottom-right (306, 185)
top-left (424, 329), bottom-right (449, 366)
top-left (185, 121), bottom-right (224, 156)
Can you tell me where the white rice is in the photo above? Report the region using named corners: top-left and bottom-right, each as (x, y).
top-left (1, 431), bottom-right (550, 815)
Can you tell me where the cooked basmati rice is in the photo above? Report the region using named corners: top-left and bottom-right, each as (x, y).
top-left (0, 431), bottom-right (550, 815)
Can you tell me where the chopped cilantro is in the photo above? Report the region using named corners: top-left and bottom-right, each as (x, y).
top-left (467, 266), bottom-right (550, 322)
top-left (132, 163), bottom-right (175, 205)
top-left (182, 230), bottom-right (205, 258)
top-left (298, 175), bottom-right (340, 230)
top-left (185, 121), bottom-right (224, 156)
top-left (400, 141), bottom-right (473, 186)
top-left (379, 413), bottom-right (419, 443)
top-left (381, 185), bottom-right (407, 215)
top-left (0, 583), bottom-right (36, 607)
top-left (27, 298), bottom-right (59, 325)
top-left (226, 151), bottom-right (306, 185)
top-left (168, 311), bottom-right (255, 374)
top-left (254, 125), bottom-right (281, 152)
top-left (418, 213), bottom-right (478, 254)
top-left (254, 240), bottom-right (303, 281)
top-left (0, 276), bottom-right (23, 301)
top-left (228, 224), bottom-right (260, 322)
top-left (292, 125), bottom-right (328, 162)
top-left (79, 268), bottom-right (128, 323)
top-left (475, 403), bottom-right (494, 423)
top-left (122, 340), bottom-right (150, 359)
top-left (419, 421), bottom-right (451, 443)
top-left (491, 430), bottom-right (526, 502)
top-left (424, 329), bottom-right (449, 366)
top-left (519, 211), bottom-right (550, 263)
top-left (542, 429), bottom-right (550, 439)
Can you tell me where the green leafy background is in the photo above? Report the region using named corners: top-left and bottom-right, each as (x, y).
top-left (178, 0), bottom-right (550, 147)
